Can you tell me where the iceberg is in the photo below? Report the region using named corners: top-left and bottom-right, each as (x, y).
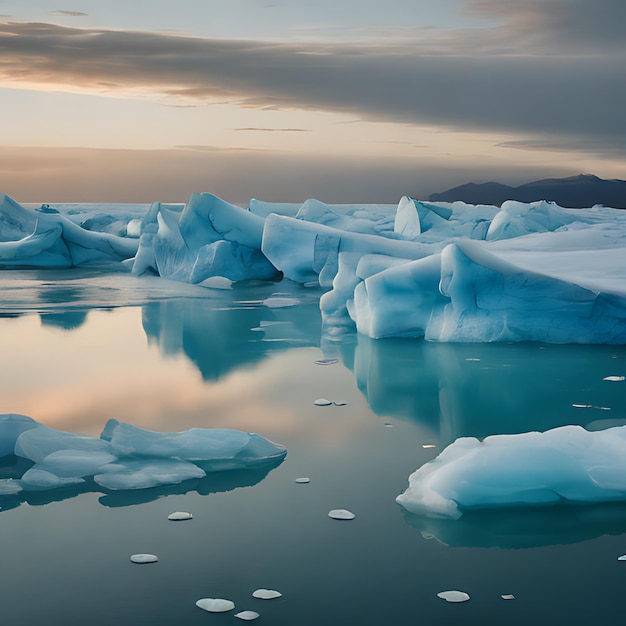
top-left (3, 189), bottom-right (626, 345)
top-left (0, 414), bottom-right (286, 494)
top-left (101, 418), bottom-right (288, 471)
top-left (396, 425), bottom-right (626, 519)
top-left (0, 194), bottom-right (138, 267)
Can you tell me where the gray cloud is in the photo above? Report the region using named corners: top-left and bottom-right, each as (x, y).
top-left (463, 0), bottom-right (626, 54)
top-left (49, 10), bottom-right (88, 17)
top-left (0, 18), bottom-right (624, 157)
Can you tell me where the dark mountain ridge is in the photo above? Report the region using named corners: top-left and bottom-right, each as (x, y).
top-left (428, 174), bottom-right (626, 209)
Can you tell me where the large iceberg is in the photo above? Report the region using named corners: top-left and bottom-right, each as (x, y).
top-left (0, 194), bottom-right (138, 267)
top-left (396, 425), bottom-right (626, 519)
top-left (0, 414), bottom-right (286, 495)
top-left (3, 190), bottom-right (626, 344)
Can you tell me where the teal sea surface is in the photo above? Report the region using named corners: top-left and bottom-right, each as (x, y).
top-left (1, 268), bottom-right (625, 625)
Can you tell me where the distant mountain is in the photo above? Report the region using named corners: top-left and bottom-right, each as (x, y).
top-left (428, 174), bottom-right (626, 208)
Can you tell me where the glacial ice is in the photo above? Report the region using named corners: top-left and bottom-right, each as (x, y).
top-left (0, 194), bottom-right (138, 267)
top-left (3, 190), bottom-right (626, 344)
top-left (396, 425), bottom-right (626, 519)
top-left (0, 414), bottom-right (286, 494)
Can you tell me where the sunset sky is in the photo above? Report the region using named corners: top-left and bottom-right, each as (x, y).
top-left (0, 0), bottom-right (624, 204)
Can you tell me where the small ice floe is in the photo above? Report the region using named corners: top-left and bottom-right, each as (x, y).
top-left (235, 611), bottom-right (260, 620)
top-left (314, 398), bottom-right (333, 406)
top-left (196, 598), bottom-right (235, 612)
top-left (295, 477), bottom-right (310, 483)
top-left (617, 555), bottom-right (626, 561)
top-left (130, 554), bottom-right (158, 564)
top-left (168, 511), bottom-right (193, 521)
top-left (263, 297), bottom-right (299, 308)
top-left (384, 422), bottom-right (393, 428)
top-left (252, 589), bottom-right (282, 600)
top-left (572, 404), bottom-right (611, 411)
top-left (501, 594), bottom-right (515, 600)
top-left (328, 509), bottom-right (355, 520)
top-left (437, 590), bottom-right (470, 603)
top-left (422, 444), bottom-right (437, 449)
top-left (332, 401), bottom-right (347, 406)
top-left (465, 358), bottom-right (481, 362)
top-left (315, 358), bottom-right (338, 366)
top-left (603, 376), bottom-right (625, 382)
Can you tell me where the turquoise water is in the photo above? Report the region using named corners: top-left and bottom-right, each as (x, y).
top-left (1, 269), bottom-right (625, 625)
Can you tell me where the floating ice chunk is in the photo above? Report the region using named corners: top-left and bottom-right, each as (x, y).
top-left (397, 425), bottom-right (626, 519)
top-left (94, 458), bottom-right (206, 490)
top-left (350, 253), bottom-right (446, 339)
top-left (261, 213), bottom-right (432, 285)
top-left (437, 590), bottom-right (470, 603)
top-left (252, 589), bottom-right (282, 599)
top-left (196, 598), bottom-right (235, 612)
top-left (130, 554), bottom-right (158, 564)
top-left (168, 511), bottom-right (193, 521)
top-left (180, 193), bottom-right (265, 249)
top-left (0, 414), bottom-right (40, 457)
top-left (34, 450), bottom-right (118, 477)
top-left (314, 399), bottom-right (333, 406)
top-left (235, 611), bottom-right (260, 620)
top-left (315, 358), bottom-right (338, 365)
top-left (501, 594), bottom-right (515, 600)
top-left (328, 509), bottom-right (355, 520)
top-left (618, 555), bottom-right (626, 561)
top-left (604, 376), bottom-right (625, 381)
top-left (422, 444), bottom-right (437, 449)
top-left (101, 419), bottom-right (287, 471)
top-left (20, 449), bottom-right (118, 490)
top-left (486, 200), bottom-right (577, 241)
top-left (295, 477), bottom-right (310, 483)
top-left (15, 424), bottom-right (111, 463)
top-left (263, 297), bottom-right (300, 308)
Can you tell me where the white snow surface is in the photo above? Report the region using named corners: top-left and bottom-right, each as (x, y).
top-left (396, 425), bottom-right (626, 519)
top-left (3, 191), bottom-right (626, 343)
top-left (0, 414), bottom-right (286, 493)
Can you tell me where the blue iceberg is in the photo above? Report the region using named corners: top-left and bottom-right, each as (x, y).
top-left (0, 414), bottom-right (287, 494)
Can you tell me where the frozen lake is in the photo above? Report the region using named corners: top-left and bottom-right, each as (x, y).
top-left (1, 268), bottom-right (626, 625)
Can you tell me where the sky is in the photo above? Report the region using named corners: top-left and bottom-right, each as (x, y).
top-left (0, 0), bottom-right (624, 203)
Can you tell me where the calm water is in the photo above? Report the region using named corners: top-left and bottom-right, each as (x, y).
top-left (1, 268), bottom-right (626, 625)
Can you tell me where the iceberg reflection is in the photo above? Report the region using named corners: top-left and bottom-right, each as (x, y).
top-left (402, 502), bottom-right (626, 549)
top-left (344, 335), bottom-right (626, 444)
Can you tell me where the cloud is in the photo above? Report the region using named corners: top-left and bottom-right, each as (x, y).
top-left (463, 0), bottom-right (626, 54)
top-left (48, 10), bottom-right (88, 17)
top-left (0, 16), bottom-right (624, 158)
top-left (233, 127), bottom-right (310, 132)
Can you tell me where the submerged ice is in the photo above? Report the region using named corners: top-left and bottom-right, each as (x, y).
top-left (0, 414), bottom-right (286, 494)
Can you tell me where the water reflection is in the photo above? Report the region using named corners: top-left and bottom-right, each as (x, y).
top-left (402, 502), bottom-right (626, 549)
top-left (345, 335), bottom-right (626, 444)
top-left (141, 290), bottom-right (323, 380)
top-left (40, 311), bottom-right (89, 330)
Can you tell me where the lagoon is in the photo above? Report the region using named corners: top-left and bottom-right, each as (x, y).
top-left (1, 268), bottom-right (626, 625)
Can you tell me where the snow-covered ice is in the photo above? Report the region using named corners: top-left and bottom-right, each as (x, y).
top-left (397, 425), bottom-right (626, 519)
